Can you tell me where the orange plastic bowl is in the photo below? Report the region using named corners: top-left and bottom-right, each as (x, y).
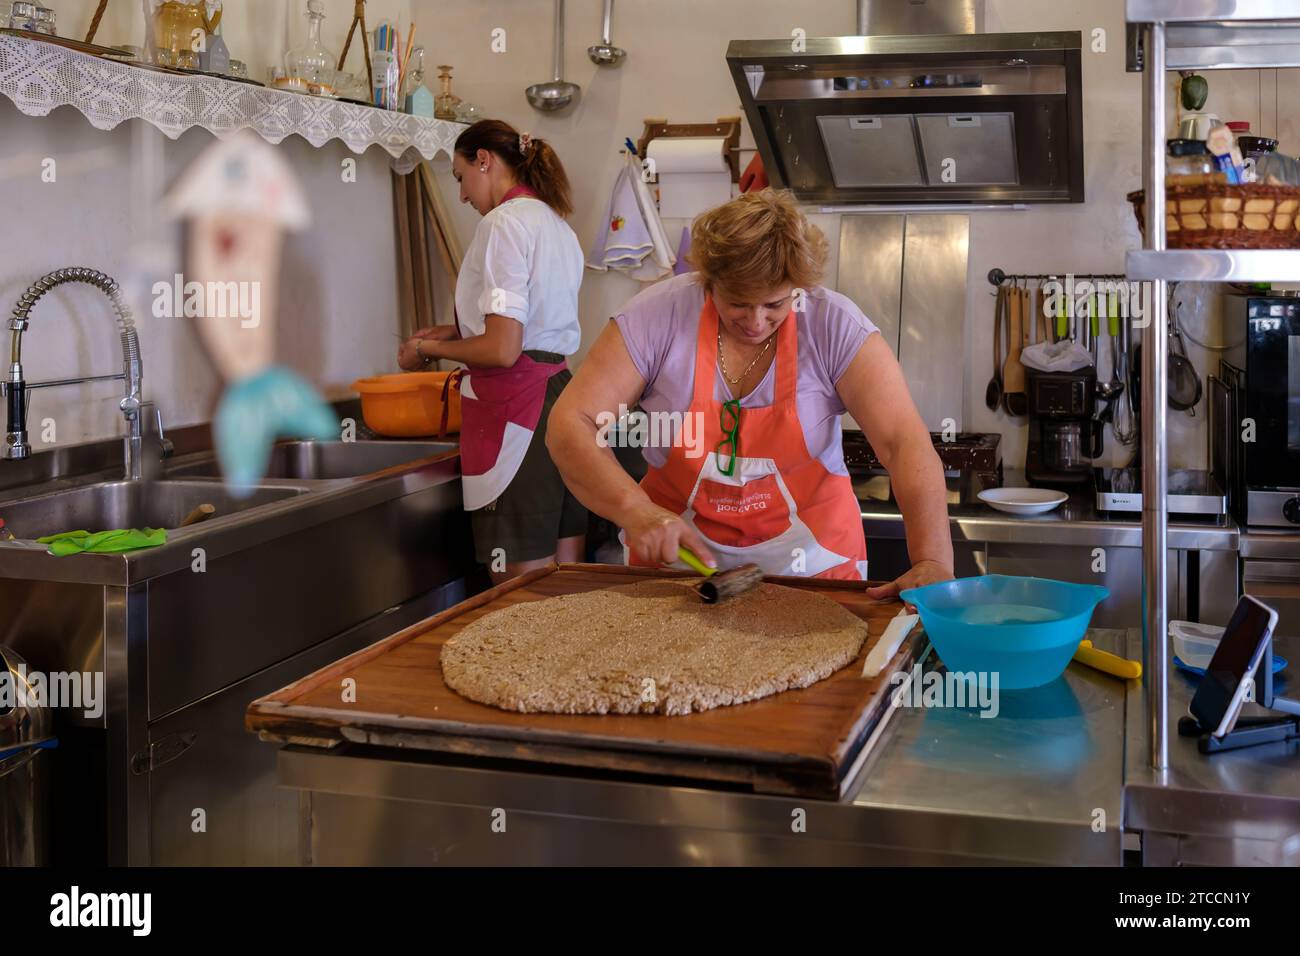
top-left (350, 371), bottom-right (462, 438)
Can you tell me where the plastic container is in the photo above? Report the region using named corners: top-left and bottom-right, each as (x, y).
top-left (1169, 619), bottom-right (1224, 670)
top-left (351, 371), bottom-right (461, 437)
top-left (900, 575), bottom-right (1110, 690)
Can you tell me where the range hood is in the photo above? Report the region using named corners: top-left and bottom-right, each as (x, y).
top-left (725, 29), bottom-right (1085, 205)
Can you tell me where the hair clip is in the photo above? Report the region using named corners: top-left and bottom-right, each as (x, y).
top-left (519, 132), bottom-right (533, 155)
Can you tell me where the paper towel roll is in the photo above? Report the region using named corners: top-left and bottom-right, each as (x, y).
top-left (647, 137), bottom-right (732, 219)
top-left (646, 137), bottom-right (729, 173)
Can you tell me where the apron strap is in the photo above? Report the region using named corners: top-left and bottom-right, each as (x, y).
top-left (439, 367), bottom-right (464, 440)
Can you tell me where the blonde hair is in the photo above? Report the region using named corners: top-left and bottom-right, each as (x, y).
top-left (689, 189), bottom-right (827, 300)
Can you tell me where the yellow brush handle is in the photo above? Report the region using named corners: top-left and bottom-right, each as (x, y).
top-left (677, 546), bottom-right (716, 577)
top-left (1074, 640), bottom-right (1143, 680)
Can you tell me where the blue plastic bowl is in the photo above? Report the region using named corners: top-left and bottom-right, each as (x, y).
top-left (900, 575), bottom-right (1110, 690)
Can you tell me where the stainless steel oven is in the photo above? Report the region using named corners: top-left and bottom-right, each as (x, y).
top-left (1220, 294), bottom-right (1300, 528)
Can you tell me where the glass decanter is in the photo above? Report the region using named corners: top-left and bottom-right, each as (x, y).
top-left (284, 0), bottom-right (337, 96)
top-left (434, 64), bottom-right (461, 121)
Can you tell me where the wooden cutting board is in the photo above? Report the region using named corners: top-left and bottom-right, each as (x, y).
top-left (246, 563), bottom-right (921, 798)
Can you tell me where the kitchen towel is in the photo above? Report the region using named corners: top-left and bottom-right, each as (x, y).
top-left (739, 153), bottom-right (769, 192)
top-left (587, 156), bottom-right (675, 282)
top-left (587, 164), bottom-right (654, 271)
top-left (38, 528), bottom-right (167, 556)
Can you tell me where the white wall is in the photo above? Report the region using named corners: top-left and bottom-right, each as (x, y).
top-left (414, 0), bottom-right (1299, 472)
top-left (1, 0), bottom-right (413, 450)
top-left (6, 0), bottom-right (1294, 466)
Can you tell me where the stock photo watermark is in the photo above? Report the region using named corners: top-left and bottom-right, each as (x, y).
top-left (0, 664), bottom-right (103, 720)
top-left (890, 664), bottom-right (1000, 719)
top-left (594, 405), bottom-right (707, 458)
top-left (151, 275), bottom-right (262, 328)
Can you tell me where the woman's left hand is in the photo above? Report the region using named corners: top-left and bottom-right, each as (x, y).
top-left (397, 336), bottom-right (437, 371)
top-left (865, 559), bottom-right (954, 602)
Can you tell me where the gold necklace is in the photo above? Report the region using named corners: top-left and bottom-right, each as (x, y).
top-left (717, 329), bottom-right (775, 387)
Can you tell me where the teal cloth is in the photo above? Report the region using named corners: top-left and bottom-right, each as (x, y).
top-left (215, 365), bottom-right (338, 497)
top-left (38, 527), bottom-right (167, 557)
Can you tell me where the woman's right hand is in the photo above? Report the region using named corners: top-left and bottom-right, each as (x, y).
top-left (623, 501), bottom-right (717, 569)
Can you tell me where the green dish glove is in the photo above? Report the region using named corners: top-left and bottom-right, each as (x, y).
top-left (37, 528), bottom-right (167, 557)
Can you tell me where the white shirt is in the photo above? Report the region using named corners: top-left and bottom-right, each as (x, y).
top-left (454, 196), bottom-right (584, 355)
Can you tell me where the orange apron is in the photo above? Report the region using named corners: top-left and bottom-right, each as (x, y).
top-left (626, 297), bottom-right (868, 580)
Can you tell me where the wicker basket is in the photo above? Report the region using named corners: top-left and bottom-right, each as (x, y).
top-left (1128, 180), bottom-right (1300, 249)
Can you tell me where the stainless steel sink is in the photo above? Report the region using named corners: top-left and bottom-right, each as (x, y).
top-left (165, 440), bottom-right (457, 481)
top-left (0, 480), bottom-right (307, 539)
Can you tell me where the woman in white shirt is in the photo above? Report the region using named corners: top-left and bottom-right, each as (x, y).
top-left (399, 120), bottom-right (587, 583)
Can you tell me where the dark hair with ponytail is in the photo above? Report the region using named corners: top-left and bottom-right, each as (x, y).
top-left (454, 119), bottom-right (573, 218)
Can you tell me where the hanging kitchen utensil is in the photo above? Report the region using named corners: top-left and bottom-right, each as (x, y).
top-left (1003, 283), bottom-right (1028, 417)
top-left (1168, 297), bottom-right (1203, 415)
top-left (527, 0), bottom-right (580, 111)
top-left (1055, 278), bottom-right (1069, 341)
top-left (587, 0), bottom-right (625, 65)
top-left (1088, 286), bottom-right (1100, 367)
top-left (1112, 291), bottom-right (1136, 445)
top-left (1035, 280), bottom-right (1049, 344)
top-left (984, 284), bottom-right (1006, 411)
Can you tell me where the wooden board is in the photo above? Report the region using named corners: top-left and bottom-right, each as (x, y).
top-left (247, 563), bottom-right (920, 798)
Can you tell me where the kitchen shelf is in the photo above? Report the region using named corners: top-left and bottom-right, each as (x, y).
top-left (0, 32), bottom-right (463, 162)
top-left (1128, 0), bottom-right (1300, 23)
top-left (1128, 0), bottom-right (1300, 70)
top-left (1126, 0), bottom-right (1300, 774)
top-left (1126, 249), bottom-right (1300, 282)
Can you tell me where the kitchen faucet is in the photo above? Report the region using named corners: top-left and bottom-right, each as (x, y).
top-left (4, 267), bottom-right (170, 480)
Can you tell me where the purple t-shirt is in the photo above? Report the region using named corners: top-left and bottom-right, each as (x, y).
top-left (612, 274), bottom-right (879, 471)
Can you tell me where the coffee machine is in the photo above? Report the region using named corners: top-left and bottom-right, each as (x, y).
top-left (1025, 367), bottom-right (1097, 486)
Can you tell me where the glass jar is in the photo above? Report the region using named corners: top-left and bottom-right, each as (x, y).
top-left (151, 0), bottom-right (210, 68)
top-left (8, 2), bottom-right (39, 30)
top-left (1167, 138), bottom-right (1215, 179)
top-left (284, 0), bottom-right (337, 97)
top-left (33, 4), bottom-right (54, 35)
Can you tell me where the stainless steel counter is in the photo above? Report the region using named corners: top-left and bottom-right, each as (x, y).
top-left (0, 423), bottom-right (475, 865)
top-left (1123, 629), bottom-right (1300, 866)
top-left (858, 469), bottom-right (1239, 551)
top-left (276, 627), bottom-right (1300, 866)
top-left (859, 470), bottom-right (1241, 629)
top-left (276, 631), bottom-right (1131, 866)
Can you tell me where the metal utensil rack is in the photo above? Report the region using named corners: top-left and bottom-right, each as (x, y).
top-left (1126, 0), bottom-right (1300, 770)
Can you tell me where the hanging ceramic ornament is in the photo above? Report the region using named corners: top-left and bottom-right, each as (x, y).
top-left (164, 131), bottom-right (337, 495)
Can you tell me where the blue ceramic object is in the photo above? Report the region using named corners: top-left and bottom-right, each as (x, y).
top-left (901, 575), bottom-right (1110, 690)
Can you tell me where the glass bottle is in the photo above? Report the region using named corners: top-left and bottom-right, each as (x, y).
top-left (434, 65), bottom-right (461, 121)
top-left (404, 48), bottom-right (435, 117)
top-left (284, 0), bottom-right (337, 96)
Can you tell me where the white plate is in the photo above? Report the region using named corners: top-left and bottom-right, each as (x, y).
top-left (977, 487), bottom-right (1068, 515)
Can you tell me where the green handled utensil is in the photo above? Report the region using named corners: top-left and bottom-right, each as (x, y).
top-left (677, 545), bottom-right (716, 577)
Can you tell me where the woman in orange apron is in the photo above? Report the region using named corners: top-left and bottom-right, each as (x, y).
top-left (547, 190), bottom-right (953, 599)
